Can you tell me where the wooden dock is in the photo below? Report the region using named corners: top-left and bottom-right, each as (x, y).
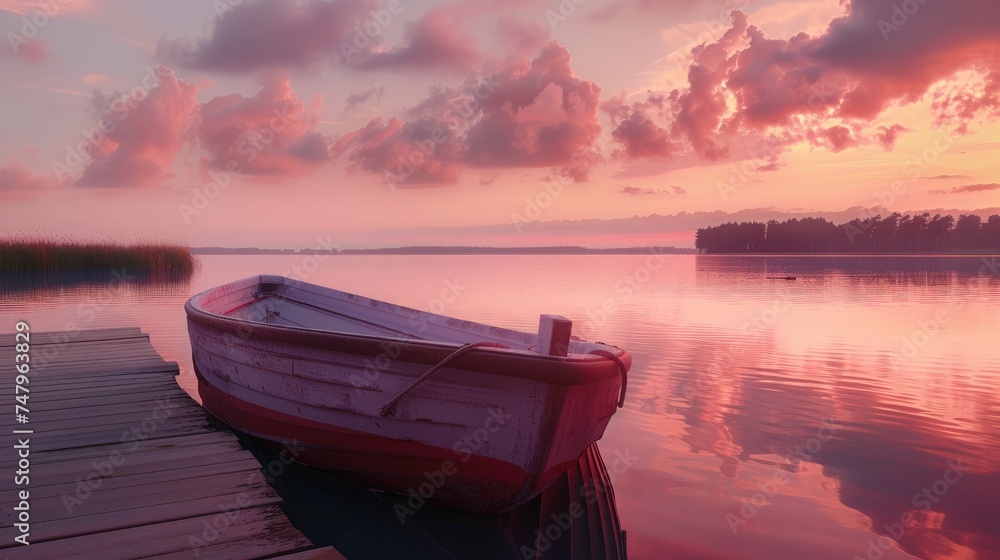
top-left (0, 327), bottom-right (345, 560)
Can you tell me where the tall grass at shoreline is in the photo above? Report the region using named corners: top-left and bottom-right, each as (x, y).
top-left (0, 236), bottom-right (197, 277)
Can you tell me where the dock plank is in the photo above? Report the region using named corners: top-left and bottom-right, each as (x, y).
top-left (27, 457), bottom-right (263, 499)
top-left (32, 418), bottom-right (221, 452)
top-left (10, 471), bottom-right (271, 525)
top-left (0, 398), bottom-right (200, 429)
top-left (0, 489), bottom-right (284, 548)
top-left (1, 505), bottom-right (313, 558)
top-left (0, 326), bottom-right (145, 347)
top-left (27, 449), bottom-right (256, 482)
top-left (0, 328), bottom-right (341, 559)
top-left (22, 362), bottom-right (180, 380)
top-left (0, 432), bottom-right (238, 467)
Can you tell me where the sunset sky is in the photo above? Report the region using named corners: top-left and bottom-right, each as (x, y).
top-left (1, 0), bottom-right (998, 248)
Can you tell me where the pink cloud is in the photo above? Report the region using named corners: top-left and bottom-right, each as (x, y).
top-left (77, 66), bottom-right (198, 188)
top-left (354, 7), bottom-right (481, 73)
top-left (610, 110), bottom-right (674, 159)
top-left (600, 92), bottom-right (631, 127)
top-left (931, 183), bottom-right (1000, 195)
top-left (668, 11), bottom-right (748, 160)
top-left (81, 73), bottom-right (111, 85)
top-left (875, 123), bottom-right (909, 151)
top-left (0, 160), bottom-right (55, 199)
top-left (3, 33), bottom-right (47, 63)
top-left (341, 115), bottom-right (464, 185)
top-left (602, 12), bottom-right (747, 161)
top-left (605, 1), bottom-right (1000, 165)
top-left (727, 0), bottom-right (1000, 125)
top-left (932, 69), bottom-right (1000, 135)
top-left (808, 125), bottom-right (857, 152)
top-left (336, 41), bottom-right (604, 185)
top-left (14, 38), bottom-right (46, 63)
top-left (620, 185), bottom-right (686, 195)
top-left (463, 41), bottom-right (603, 177)
top-left (0, 0), bottom-right (96, 15)
top-left (158, 0), bottom-right (484, 74)
top-left (157, 0), bottom-right (380, 72)
top-left (197, 73), bottom-right (331, 176)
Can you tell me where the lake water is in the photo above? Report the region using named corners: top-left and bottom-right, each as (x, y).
top-left (2, 254), bottom-right (999, 560)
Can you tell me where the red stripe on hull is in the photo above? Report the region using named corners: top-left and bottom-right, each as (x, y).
top-left (196, 368), bottom-right (576, 515)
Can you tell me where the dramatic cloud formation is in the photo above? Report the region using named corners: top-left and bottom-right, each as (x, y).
top-left (463, 41), bottom-right (602, 179)
top-left (197, 73), bottom-right (332, 176)
top-left (336, 41), bottom-right (604, 185)
top-left (598, 13), bottom-right (753, 162)
top-left (9, 0), bottom-right (1000, 202)
top-left (76, 66), bottom-right (198, 188)
top-left (726, 0), bottom-right (1000, 124)
top-left (604, 0), bottom-right (1000, 164)
top-left (670, 10), bottom-right (748, 160)
top-left (931, 183), bottom-right (1000, 195)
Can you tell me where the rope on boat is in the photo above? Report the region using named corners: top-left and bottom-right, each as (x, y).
top-left (379, 341), bottom-right (510, 418)
top-left (588, 349), bottom-right (629, 408)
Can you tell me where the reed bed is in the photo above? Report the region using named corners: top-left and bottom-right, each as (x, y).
top-left (0, 236), bottom-right (197, 277)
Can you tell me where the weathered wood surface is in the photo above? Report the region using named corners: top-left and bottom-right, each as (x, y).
top-left (0, 328), bottom-right (344, 559)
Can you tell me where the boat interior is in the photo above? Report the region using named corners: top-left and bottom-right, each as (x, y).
top-left (196, 275), bottom-right (612, 355)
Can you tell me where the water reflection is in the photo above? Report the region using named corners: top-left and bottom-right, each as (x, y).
top-left (0, 272), bottom-right (191, 310)
top-left (237, 429), bottom-right (627, 560)
top-left (694, 254), bottom-right (1000, 276)
top-left (1, 255), bottom-right (997, 559)
top-left (0, 271), bottom-right (197, 392)
top-left (0, 270), bottom-right (193, 299)
top-left (623, 255), bottom-right (1000, 559)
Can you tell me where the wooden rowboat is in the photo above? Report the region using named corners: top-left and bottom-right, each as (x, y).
top-left (185, 275), bottom-right (630, 515)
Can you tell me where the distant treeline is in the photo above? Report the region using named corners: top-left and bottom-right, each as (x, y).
top-left (695, 213), bottom-right (1000, 253)
top-left (193, 245), bottom-right (697, 255)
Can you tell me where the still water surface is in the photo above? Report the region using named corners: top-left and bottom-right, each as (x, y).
top-left (2, 254), bottom-right (998, 559)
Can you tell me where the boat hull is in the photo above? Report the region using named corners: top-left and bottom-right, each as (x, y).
top-left (185, 276), bottom-right (629, 515)
top-left (195, 366), bottom-right (589, 514)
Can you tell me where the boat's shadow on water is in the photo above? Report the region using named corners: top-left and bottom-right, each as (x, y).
top-left (225, 423), bottom-right (627, 560)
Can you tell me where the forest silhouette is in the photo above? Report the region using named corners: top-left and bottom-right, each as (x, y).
top-left (695, 213), bottom-right (1000, 253)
